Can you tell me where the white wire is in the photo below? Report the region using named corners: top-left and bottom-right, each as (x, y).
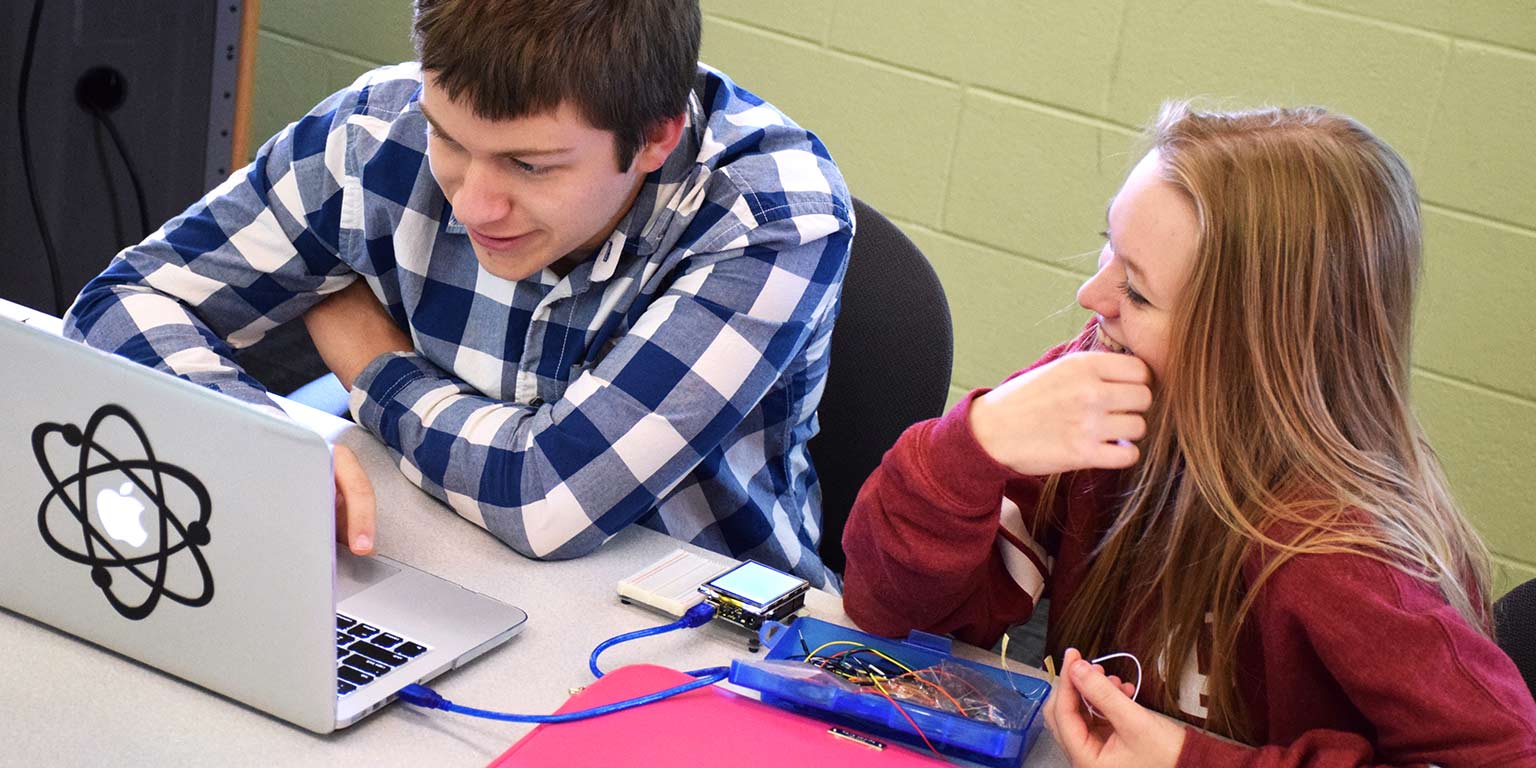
top-left (1079, 651), bottom-right (1143, 719)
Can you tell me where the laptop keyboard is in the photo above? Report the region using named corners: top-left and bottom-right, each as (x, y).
top-left (335, 613), bottom-right (430, 698)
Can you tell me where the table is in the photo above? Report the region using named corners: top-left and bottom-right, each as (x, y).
top-left (2, 415), bottom-right (1069, 767)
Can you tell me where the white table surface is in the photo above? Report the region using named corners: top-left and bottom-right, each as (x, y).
top-left (2, 413), bottom-right (1070, 767)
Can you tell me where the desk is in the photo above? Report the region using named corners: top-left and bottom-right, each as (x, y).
top-left (3, 420), bottom-right (1070, 766)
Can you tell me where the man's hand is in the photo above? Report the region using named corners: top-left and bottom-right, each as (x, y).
top-left (1044, 648), bottom-right (1186, 768)
top-left (969, 352), bottom-right (1151, 475)
top-left (333, 444), bottom-right (376, 555)
top-left (304, 280), bottom-right (413, 390)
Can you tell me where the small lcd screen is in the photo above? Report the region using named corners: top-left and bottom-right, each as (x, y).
top-left (707, 561), bottom-right (806, 606)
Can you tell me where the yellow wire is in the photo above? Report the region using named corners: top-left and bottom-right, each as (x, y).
top-left (808, 643), bottom-right (916, 676)
top-left (861, 648), bottom-right (914, 675)
top-left (803, 640), bottom-right (866, 661)
top-left (999, 633), bottom-right (1023, 695)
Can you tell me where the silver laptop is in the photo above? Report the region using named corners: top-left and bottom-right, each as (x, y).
top-left (0, 301), bottom-right (527, 733)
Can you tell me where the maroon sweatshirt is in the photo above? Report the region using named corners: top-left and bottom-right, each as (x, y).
top-left (841, 334), bottom-right (1536, 767)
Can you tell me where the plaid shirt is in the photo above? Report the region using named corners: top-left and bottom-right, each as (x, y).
top-left (65, 63), bottom-right (852, 588)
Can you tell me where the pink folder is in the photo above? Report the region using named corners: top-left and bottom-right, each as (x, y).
top-left (490, 664), bottom-right (949, 767)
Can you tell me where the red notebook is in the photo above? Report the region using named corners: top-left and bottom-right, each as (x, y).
top-left (490, 664), bottom-right (948, 767)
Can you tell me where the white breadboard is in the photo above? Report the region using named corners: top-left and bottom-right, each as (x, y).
top-left (617, 549), bottom-right (731, 617)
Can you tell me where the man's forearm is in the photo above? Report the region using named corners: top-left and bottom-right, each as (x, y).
top-left (66, 277), bottom-right (279, 411)
top-left (303, 279), bottom-right (413, 390)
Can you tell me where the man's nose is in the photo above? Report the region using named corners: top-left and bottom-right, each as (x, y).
top-left (452, 161), bottom-right (510, 226)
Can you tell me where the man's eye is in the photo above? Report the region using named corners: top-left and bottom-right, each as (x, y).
top-left (510, 158), bottom-right (547, 176)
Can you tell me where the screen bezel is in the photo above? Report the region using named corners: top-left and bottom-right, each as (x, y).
top-left (702, 560), bottom-right (808, 609)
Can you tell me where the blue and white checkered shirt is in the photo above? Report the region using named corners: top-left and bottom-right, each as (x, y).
top-left (65, 63), bottom-right (852, 588)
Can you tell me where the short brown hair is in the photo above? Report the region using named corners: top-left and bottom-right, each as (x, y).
top-left (413, 0), bottom-right (701, 170)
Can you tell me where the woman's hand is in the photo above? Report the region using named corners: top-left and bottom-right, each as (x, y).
top-left (969, 352), bottom-right (1152, 475)
top-left (1044, 648), bottom-right (1187, 768)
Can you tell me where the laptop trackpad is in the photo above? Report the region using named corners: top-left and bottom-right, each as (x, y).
top-left (335, 550), bottom-right (402, 601)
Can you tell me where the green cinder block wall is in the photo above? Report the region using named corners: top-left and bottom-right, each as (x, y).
top-left (249, 1), bottom-right (1536, 596)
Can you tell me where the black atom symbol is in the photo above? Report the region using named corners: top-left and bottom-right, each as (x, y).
top-left (32, 403), bottom-right (214, 621)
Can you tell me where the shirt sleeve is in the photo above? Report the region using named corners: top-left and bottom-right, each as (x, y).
top-left (1178, 551), bottom-right (1536, 768)
top-left (347, 200), bottom-right (852, 560)
top-left (62, 81), bottom-right (363, 411)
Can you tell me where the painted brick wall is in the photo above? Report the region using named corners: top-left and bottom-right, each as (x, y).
top-left (248, 1), bottom-right (1536, 595)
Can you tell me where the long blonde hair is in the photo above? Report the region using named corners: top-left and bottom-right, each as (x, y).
top-left (1051, 102), bottom-right (1493, 742)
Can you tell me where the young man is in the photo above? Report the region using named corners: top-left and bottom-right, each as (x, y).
top-left (64, 0), bottom-right (852, 588)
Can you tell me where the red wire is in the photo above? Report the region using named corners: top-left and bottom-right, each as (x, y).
top-left (806, 647), bottom-right (950, 756)
top-left (872, 680), bottom-right (942, 758)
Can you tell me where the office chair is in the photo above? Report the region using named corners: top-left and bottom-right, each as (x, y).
top-left (1496, 577), bottom-right (1536, 702)
top-left (809, 198), bottom-right (953, 575)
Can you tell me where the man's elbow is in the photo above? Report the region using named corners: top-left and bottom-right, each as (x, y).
top-left (62, 284), bottom-right (115, 340)
top-left (494, 513), bottom-right (610, 562)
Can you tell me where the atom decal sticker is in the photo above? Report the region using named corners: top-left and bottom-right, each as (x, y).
top-left (32, 403), bottom-right (214, 620)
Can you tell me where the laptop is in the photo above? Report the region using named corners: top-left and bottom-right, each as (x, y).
top-left (0, 300), bottom-right (528, 733)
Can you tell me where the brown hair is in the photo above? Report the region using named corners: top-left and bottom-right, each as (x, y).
top-left (1051, 102), bottom-right (1492, 742)
top-left (412, 0), bottom-right (701, 170)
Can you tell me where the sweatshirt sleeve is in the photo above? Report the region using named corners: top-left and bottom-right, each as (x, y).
top-left (1177, 551), bottom-right (1536, 768)
top-left (841, 327), bottom-right (1104, 648)
top-left (1179, 729), bottom-right (1416, 768)
top-left (840, 387), bottom-right (1046, 648)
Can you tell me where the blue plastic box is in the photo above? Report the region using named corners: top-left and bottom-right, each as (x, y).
top-left (728, 617), bottom-right (1051, 766)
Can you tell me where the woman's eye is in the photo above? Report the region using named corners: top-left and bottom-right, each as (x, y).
top-left (1118, 280), bottom-right (1151, 307)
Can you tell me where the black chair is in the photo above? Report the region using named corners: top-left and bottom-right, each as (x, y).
top-left (810, 198), bottom-right (953, 575)
top-left (1495, 577), bottom-right (1536, 702)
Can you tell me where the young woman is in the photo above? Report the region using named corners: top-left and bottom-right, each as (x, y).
top-left (841, 103), bottom-right (1536, 767)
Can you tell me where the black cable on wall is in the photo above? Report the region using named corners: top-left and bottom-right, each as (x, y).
top-left (77, 65), bottom-right (152, 241)
top-left (18, 0), bottom-right (67, 316)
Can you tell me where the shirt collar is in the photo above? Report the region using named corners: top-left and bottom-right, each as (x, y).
top-left (589, 89), bottom-right (706, 283)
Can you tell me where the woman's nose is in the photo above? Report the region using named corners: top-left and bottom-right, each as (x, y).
top-left (1077, 262), bottom-right (1120, 317)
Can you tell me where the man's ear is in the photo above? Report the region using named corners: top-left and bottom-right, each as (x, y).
top-left (631, 113), bottom-right (686, 173)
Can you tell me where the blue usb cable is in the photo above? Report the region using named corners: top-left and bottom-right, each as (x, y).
top-left (588, 601), bottom-right (717, 678)
top-left (398, 602), bottom-right (722, 723)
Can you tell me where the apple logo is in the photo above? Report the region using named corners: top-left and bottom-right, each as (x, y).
top-left (97, 481), bottom-right (149, 548)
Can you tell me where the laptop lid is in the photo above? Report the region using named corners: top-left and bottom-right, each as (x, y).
top-left (0, 315), bottom-right (342, 732)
